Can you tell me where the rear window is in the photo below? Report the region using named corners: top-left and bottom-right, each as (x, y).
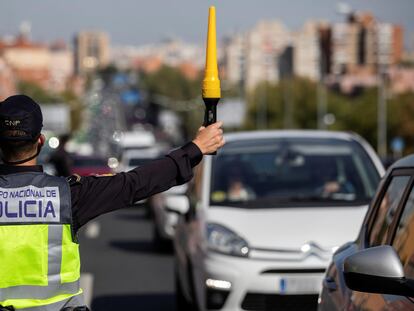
top-left (128, 158), bottom-right (154, 167)
top-left (210, 137), bottom-right (380, 207)
top-left (73, 157), bottom-right (107, 167)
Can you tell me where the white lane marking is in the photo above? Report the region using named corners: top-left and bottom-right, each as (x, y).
top-left (85, 221), bottom-right (100, 239)
top-left (80, 273), bottom-right (94, 307)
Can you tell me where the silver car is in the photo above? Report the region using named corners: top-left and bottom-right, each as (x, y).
top-left (318, 155), bottom-right (414, 310)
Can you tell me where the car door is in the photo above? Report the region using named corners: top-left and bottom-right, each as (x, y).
top-left (319, 172), bottom-right (411, 311)
top-left (174, 163), bottom-right (206, 308)
top-left (351, 170), bottom-right (414, 310)
top-left (385, 183), bottom-right (414, 310)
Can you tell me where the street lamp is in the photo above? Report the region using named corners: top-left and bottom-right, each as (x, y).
top-left (377, 63), bottom-right (387, 159)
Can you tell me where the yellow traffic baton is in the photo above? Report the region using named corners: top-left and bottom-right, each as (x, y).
top-left (202, 6), bottom-right (221, 155)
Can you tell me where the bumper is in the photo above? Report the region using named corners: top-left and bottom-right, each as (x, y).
top-left (204, 252), bottom-right (326, 311)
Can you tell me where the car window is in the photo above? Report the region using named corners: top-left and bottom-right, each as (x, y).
top-left (210, 138), bottom-right (380, 207)
top-left (369, 176), bottom-right (411, 247)
top-left (128, 158), bottom-right (153, 167)
top-left (392, 185), bottom-right (414, 279)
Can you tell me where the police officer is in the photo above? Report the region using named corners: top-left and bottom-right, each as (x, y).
top-left (0, 95), bottom-right (225, 311)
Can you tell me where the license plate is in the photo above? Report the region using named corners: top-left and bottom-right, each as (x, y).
top-left (279, 275), bottom-right (322, 294)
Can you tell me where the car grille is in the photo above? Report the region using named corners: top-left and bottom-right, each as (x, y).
top-left (241, 293), bottom-right (318, 311)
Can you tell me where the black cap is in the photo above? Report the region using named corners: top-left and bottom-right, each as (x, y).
top-left (0, 95), bottom-right (43, 141)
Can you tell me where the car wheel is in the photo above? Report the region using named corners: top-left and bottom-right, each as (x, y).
top-left (144, 202), bottom-right (153, 219)
top-left (153, 225), bottom-right (171, 252)
top-left (175, 268), bottom-right (195, 311)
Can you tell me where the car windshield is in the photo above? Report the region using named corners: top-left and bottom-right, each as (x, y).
top-left (128, 158), bottom-right (154, 167)
top-left (210, 137), bottom-right (380, 207)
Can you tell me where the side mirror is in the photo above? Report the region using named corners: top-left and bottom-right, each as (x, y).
top-left (165, 184), bottom-right (188, 195)
top-left (344, 245), bottom-right (414, 297)
top-left (165, 195), bottom-right (190, 215)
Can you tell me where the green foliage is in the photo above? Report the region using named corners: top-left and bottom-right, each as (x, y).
top-left (18, 81), bottom-right (61, 103)
top-left (61, 90), bottom-right (83, 132)
top-left (329, 88), bottom-right (378, 145)
top-left (140, 65), bottom-right (202, 101)
top-left (388, 91), bottom-right (414, 153)
top-left (245, 78), bottom-right (319, 130)
top-left (139, 65), bottom-right (204, 138)
top-left (245, 77), bottom-right (414, 155)
top-left (97, 65), bottom-right (118, 85)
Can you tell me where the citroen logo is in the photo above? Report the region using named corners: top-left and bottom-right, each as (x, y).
top-left (300, 242), bottom-right (326, 258)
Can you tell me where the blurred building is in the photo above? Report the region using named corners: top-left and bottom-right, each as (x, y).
top-left (0, 58), bottom-right (16, 100)
top-left (221, 11), bottom-right (407, 95)
top-left (49, 41), bottom-right (74, 93)
top-left (0, 35), bottom-right (51, 89)
top-left (0, 24), bottom-right (76, 94)
top-left (223, 33), bottom-right (246, 86)
top-left (224, 20), bottom-right (336, 88)
top-left (377, 23), bottom-right (403, 66)
top-left (74, 31), bottom-right (110, 75)
top-left (133, 56), bottom-right (163, 73)
top-left (110, 39), bottom-right (203, 79)
top-left (332, 22), bottom-right (360, 74)
top-left (332, 12), bottom-right (403, 75)
top-left (389, 67), bottom-right (414, 93)
top-left (223, 21), bottom-right (290, 90)
top-left (245, 21), bottom-right (290, 89)
top-left (325, 12), bottom-right (407, 94)
top-left (279, 45), bottom-right (294, 79)
top-left (293, 22), bottom-right (322, 81)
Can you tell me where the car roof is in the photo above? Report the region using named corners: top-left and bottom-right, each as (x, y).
top-left (223, 130), bottom-right (362, 143)
top-left (119, 130), bottom-right (155, 148)
top-left (389, 154), bottom-right (414, 170)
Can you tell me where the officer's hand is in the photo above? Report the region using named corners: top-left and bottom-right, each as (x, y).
top-left (192, 121), bottom-right (225, 155)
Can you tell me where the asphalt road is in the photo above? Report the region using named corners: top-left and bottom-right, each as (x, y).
top-left (78, 206), bottom-right (176, 311)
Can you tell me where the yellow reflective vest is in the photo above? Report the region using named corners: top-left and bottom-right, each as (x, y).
top-left (0, 172), bottom-right (84, 310)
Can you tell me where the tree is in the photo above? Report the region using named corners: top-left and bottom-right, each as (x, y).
top-left (245, 78), bottom-right (318, 130)
top-left (139, 65), bottom-right (204, 139)
top-left (140, 65), bottom-right (202, 101)
top-left (388, 91), bottom-right (414, 154)
top-left (244, 77), bottom-right (414, 155)
top-left (18, 81), bottom-right (61, 103)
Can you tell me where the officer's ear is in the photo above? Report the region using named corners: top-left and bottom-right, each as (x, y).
top-left (38, 134), bottom-right (46, 147)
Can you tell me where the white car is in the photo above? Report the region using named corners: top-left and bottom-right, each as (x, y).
top-left (149, 184), bottom-right (188, 249)
top-left (117, 147), bottom-right (164, 172)
top-left (172, 130), bottom-right (385, 311)
top-left (117, 146), bottom-right (166, 215)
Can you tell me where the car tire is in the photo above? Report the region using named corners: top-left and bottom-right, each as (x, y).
top-left (144, 202), bottom-right (153, 219)
top-left (153, 225), bottom-right (171, 252)
top-left (175, 268), bottom-right (195, 311)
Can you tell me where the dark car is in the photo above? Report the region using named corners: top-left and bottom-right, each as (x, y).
top-left (318, 155), bottom-right (414, 310)
top-left (71, 155), bottom-right (112, 176)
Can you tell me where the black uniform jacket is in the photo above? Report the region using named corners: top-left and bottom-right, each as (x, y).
top-left (0, 142), bottom-right (202, 233)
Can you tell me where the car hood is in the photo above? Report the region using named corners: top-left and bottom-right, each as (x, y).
top-left (206, 205), bottom-right (368, 250)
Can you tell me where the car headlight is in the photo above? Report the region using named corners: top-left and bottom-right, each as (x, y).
top-left (207, 223), bottom-right (249, 257)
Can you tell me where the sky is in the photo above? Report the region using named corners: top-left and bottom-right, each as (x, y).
top-left (1, 0), bottom-right (414, 47)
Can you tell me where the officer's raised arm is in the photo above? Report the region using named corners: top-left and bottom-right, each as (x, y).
top-left (70, 121), bottom-right (224, 231)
